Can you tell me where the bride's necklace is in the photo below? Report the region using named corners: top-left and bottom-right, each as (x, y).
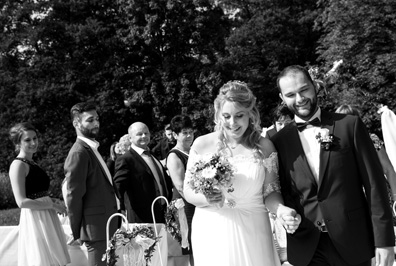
top-left (228, 142), bottom-right (240, 149)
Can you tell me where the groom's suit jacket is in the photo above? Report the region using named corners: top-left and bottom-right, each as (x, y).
top-left (64, 138), bottom-right (118, 242)
top-left (113, 148), bottom-right (173, 223)
top-left (271, 110), bottom-right (394, 266)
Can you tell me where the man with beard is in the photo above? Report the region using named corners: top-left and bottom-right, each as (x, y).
top-left (271, 65), bottom-right (395, 266)
top-left (64, 102), bottom-right (118, 266)
top-left (113, 122), bottom-right (173, 223)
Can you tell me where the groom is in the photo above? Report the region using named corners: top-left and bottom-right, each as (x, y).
top-left (271, 65), bottom-right (395, 266)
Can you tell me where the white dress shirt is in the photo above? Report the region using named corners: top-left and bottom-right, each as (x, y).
top-left (77, 136), bottom-right (113, 184)
top-left (77, 136), bottom-right (120, 208)
top-left (295, 108), bottom-right (322, 182)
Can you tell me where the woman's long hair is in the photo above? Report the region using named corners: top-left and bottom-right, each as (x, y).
top-left (214, 81), bottom-right (263, 157)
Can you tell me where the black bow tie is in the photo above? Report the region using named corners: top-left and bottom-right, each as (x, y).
top-left (296, 117), bottom-right (321, 131)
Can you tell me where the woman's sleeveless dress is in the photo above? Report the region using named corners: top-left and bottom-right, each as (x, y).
top-left (185, 152), bottom-right (281, 266)
top-left (166, 148), bottom-right (196, 254)
top-left (15, 158), bottom-right (70, 266)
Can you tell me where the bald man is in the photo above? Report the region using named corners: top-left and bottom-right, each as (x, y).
top-left (113, 122), bottom-right (173, 223)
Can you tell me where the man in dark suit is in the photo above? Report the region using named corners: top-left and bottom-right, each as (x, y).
top-left (271, 65), bottom-right (395, 266)
top-left (113, 122), bottom-right (173, 223)
top-left (64, 102), bottom-right (119, 266)
top-left (151, 123), bottom-right (176, 163)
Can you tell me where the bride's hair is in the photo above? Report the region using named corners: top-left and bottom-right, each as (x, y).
top-left (214, 80), bottom-right (262, 157)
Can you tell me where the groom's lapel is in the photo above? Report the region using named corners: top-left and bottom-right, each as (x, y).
top-left (318, 111), bottom-right (334, 188)
top-left (286, 124), bottom-right (319, 187)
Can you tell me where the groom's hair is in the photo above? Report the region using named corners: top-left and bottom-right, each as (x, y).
top-left (70, 101), bottom-right (97, 122)
top-left (276, 65), bottom-right (314, 92)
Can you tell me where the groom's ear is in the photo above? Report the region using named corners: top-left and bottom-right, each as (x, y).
top-left (279, 93), bottom-right (284, 102)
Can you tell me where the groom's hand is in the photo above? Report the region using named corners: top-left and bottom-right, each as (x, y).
top-left (276, 204), bottom-right (301, 234)
top-left (374, 246), bottom-right (394, 266)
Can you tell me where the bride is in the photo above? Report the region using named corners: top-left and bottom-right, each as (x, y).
top-left (183, 80), bottom-right (301, 266)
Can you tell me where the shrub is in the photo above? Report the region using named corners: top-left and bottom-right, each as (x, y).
top-left (0, 172), bottom-right (17, 209)
top-left (0, 208), bottom-right (20, 226)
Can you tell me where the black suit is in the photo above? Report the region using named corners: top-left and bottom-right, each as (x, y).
top-left (271, 111), bottom-right (394, 266)
top-left (113, 147), bottom-right (173, 223)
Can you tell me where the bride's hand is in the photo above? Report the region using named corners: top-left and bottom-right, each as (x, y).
top-left (277, 204), bottom-right (301, 234)
top-left (205, 187), bottom-right (225, 207)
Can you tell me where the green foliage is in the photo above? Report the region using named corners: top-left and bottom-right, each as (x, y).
top-left (0, 172), bottom-right (17, 209)
top-left (218, 0), bottom-right (321, 126)
top-left (1, 0), bottom-right (396, 199)
top-left (0, 208), bottom-right (20, 226)
top-left (314, 0), bottom-right (396, 133)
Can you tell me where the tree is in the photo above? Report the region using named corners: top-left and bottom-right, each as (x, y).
top-left (0, 0), bottom-right (231, 197)
top-left (314, 0), bottom-right (396, 132)
top-left (218, 0), bottom-right (321, 126)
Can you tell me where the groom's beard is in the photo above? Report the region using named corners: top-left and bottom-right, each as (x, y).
top-left (292, 97), bottom-right (318, 120)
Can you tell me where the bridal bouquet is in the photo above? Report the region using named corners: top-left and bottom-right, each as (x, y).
top-left (188, 153), bottom-right (235, 196)
top-left (103, 225), bottom-right (161, 266)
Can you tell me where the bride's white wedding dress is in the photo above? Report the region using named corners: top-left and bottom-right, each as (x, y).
top-left (186, 151), bottom-right (282, 266)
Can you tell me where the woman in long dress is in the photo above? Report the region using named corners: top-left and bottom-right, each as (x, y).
top-left (166, 115), bottom-right (196, 265)
top-left (8, 122), bottom-right (70, 266)
top-left (183, 81), bottom-right (301, 266)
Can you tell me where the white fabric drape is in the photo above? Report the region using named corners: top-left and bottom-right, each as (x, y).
top-left (379, 105), bottom-right (396, 172)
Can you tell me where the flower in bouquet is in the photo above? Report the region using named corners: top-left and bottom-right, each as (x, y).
top-left (103, 225), bottom-right (161, 266)
top-left (315, 128), bottom-right (334, 150)
top-left (115, 134), bottom-right (131, 155)
top-left (164, 198), bottom-right (189, 249)
top-left (188, 153), bottom-right (235, 196)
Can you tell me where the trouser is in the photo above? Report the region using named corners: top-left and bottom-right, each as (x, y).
top-left (308, 233), bottom-right (371, 266)
top-left (85, 240), bottom-right (107, 266)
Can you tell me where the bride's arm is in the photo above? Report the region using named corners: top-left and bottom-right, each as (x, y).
top-left (260, 138), bottom-right (300, 233)
top-left (183, 148), bottom-right (211, 207)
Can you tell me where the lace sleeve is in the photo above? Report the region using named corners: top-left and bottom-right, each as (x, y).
top-left (263, 152), bottom-right (279, 175)
top-left (263, 181), bottom-right (281, 198)
top-left (263, 152), bottom-right (281, 198)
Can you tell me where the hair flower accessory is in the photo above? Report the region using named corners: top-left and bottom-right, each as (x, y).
top-left (188, 153), bottom-right (235, 208)
top-left (315, 128), bottom-right (334, 150)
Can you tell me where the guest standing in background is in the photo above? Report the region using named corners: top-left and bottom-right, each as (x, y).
top-left (113, 122), bottom-right (173, 223)
top-left (106, 141), bottom-right (118, 177)
top-left (152, 123), bottom-right (176, 164)
top-left (166, 115), bottom-right (196, 266)
top-left (262, 103), bottom-right (294, 138)
top-left (335, 104), bottom-right (396, 223)
top-left (272, 65), bottom-right (394, 266)
top-left (64, 102), bottom-right (119, 266)
top-left (9, 122), bottom-right (70, 266)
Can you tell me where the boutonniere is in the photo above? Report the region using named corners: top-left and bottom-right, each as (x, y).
top-left (315, 128), bottom-right (334, 150)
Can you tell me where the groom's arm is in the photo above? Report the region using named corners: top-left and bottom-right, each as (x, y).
top-left (353, 116), bottom-right (395, 247)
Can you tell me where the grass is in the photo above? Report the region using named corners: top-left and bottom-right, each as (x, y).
top-left (0, 208), bottom-right (20, 226)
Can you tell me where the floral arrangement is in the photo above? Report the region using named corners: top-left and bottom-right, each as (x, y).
top-left (115, 134), bottom-right (131, 155)
top-left (188, 153), bottom-right (235, 196)
top-left (164, 198), bottom-right (189, 249)
top-left (315, 128), bottom-right (334, 150)
top-left (103, 225), bottom-right (161, 266)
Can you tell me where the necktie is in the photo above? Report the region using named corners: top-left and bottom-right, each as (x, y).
top-left (143, 150), bottom-right (168, 197)
top-left (296, 117), bottom-right (321, 131)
